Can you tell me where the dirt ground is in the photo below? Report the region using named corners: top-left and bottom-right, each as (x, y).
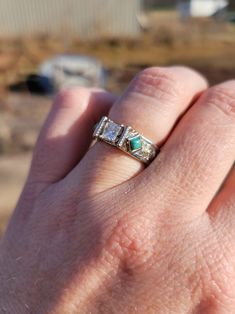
top-left (0, 94), bottom-right (50, 235)
top-left (0, 153), bottom-right (31, 234)
top-left (1, 10), bottom-right (235, 236)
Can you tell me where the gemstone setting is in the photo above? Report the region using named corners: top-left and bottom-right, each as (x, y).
top-left (93, 116), bottom-right (159, 165)
top-left (129, 136), bottom-right (142, 152)
top-left (102, 121), bottom-right (122, 144)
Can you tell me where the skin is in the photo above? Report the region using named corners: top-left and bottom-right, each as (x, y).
top-left (0, 66), bottom-right (235, 313)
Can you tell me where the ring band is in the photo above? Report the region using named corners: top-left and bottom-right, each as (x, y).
top-left (93, 116), bottom-right (160, 165)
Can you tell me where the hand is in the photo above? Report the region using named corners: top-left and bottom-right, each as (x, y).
top-left (0, 66), bottom-right (235, 314)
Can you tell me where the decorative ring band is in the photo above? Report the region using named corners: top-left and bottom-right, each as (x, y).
top-left (93, 116), bottom-right (160, 165)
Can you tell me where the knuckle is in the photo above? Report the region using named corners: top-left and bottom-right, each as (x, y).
top-left (132, 67), bottom-right (182, 101)
top-left (54, 87), bottom-right (91, 110)
top-left (205, 83), bottom-right (235, 118)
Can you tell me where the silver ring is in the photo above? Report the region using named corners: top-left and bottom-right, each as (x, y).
top-left (93, 116), bottom-right (159, 165)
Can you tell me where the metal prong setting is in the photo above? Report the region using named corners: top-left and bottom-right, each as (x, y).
top-left (93, 116), bottom-right (108, 138)
top-left (117, 126), bottom-right (131, 148)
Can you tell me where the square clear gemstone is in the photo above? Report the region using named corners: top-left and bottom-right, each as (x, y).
top-left (102, 121), bottom-right (122, 143)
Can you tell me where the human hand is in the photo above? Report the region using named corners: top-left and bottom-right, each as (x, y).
top-left (0, 66), bottom-right (235, 313)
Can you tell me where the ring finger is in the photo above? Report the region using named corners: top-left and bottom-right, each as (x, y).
top-left (67, 66), bottom-right (208, 196)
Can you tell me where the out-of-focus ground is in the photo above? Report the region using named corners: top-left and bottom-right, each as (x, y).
top-left (1, 10), bottom-right (235, 235)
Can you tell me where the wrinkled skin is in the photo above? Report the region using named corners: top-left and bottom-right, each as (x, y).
top-left (0, 66), bottom-right (235, 314)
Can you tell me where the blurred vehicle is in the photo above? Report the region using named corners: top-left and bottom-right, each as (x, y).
top-left (178, 0), bottom-right (229, 19)
top-left (20, 55), bottom-right (106, 95)
top-left (39, 54), bottom-right (106, 91)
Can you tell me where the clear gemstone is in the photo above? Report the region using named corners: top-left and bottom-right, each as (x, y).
top-left (102, 121), bottom-right (122, 143)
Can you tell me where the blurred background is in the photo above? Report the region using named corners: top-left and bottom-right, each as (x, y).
top-left (1, 0), bottom-right (235, 236)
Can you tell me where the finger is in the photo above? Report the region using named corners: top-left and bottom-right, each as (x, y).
top-left (66, 66), bottom-right (208, 196)
top-left (144, 81), bottom-right (235, 220)
top-left (28, 87), bottom-right (116, 184)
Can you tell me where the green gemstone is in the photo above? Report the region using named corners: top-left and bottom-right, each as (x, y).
top-left (130, 136), bottom-right (142, 151)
